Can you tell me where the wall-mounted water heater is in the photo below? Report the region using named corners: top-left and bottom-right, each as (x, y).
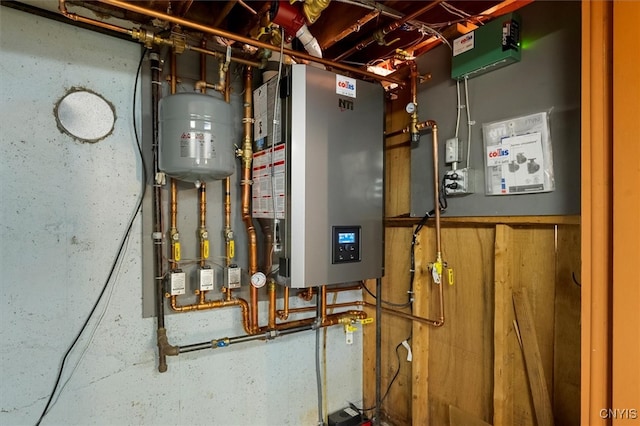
top-left (253, 65), bottom-right (384, 288)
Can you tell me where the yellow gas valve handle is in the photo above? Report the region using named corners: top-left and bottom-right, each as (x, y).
top-left (344, 324), bottom-right (358, 333)
top-left (203, 240), bottom-right (210, 259)
top-left (358, 318), bottom-right (374, 325)
top-left (174, 242), bottom-right (181, 262)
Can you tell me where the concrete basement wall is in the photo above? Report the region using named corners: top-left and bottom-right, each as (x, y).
top-left (0, 6), bottom-right (362, 425)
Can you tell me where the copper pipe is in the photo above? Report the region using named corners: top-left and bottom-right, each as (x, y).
top-left (297, 284), bottom-right (362, 297)
top-left (278, 301), bottom-right (365, 318)
top-left (168, 50), bottom-right (179, 271)
top-left (429, 120), bottom-right (445, 326)
top-left (363, 301), bottom-right (443, 327)
top-left (259, 310), bottom-right (367, 332)
top-left (268, 281), bottom-right (277, 329)
top-left (320, 285), bottom-right (328, 324)
top-left (224, 177), bottom-right (232, 266)
top-left (169, 180), bottom-right (178, 269)
top-left (199, 39), bottom-right (207, 94)
top-left (322, 9), bottom-right (379, 50)
top-left (428, 121), bottom-right (442, 256)
top-left (281, 286), bottom-right (291, 320)
top-left (198, 183), bottom-right (207, 269)
top-left (97, 0), bottom-right (404, 85)
top-left (170, 296), bottom-right (252, 334)
top-left (333, 0), bottom-right (443, 62)
top-left (409, 62), bottom-right (419, 143)
top-left (224, 69), bottom-right (231, 103)
top-left (59, 0), bottom-right (132, 35)
top-left (240, 66), bottom-right (259, 333)
top-left (299, 287), bottom-right (315, 301)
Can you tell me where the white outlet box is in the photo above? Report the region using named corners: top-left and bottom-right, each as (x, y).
top-left (444, 167), bottom-right (474, 196)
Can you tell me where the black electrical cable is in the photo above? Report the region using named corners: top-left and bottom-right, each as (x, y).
top-left (35, 48), bottom-right (148, 426)
top-left (362, 208), bottom-right (435, 309)
top-left (350, 335), bottom-right (412, 415)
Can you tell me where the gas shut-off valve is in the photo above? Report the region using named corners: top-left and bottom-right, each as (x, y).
top-left (340, 317), bottom-right (373, 345)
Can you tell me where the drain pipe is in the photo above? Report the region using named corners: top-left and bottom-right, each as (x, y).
top-left (150, 51), bottom-right (178, 372)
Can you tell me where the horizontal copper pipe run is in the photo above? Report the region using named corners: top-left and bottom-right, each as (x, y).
top-left (59, 0), bottom-right (132, 35)
top-left (277, 301), bottom-right (365, 319)
top-left (333, 0), bottom-right (443, 62)
top-left (363, 301), bottom-right (443, 327)
top-left (296, 284), bottom-right (362, 298)
top-left (187, 45), bottom-right (262, 68)
top-left (170, 295), bottom-right (252, 334)
top-left (97, 0), bottom-right (404, 85)
top-left (260, 310), bottom-right (367, 332)
top-left (59, 1), bottom-right (263, 68)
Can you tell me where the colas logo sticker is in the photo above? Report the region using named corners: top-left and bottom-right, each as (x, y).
top-left (488, 147), bottom-right (509, 158)
top-left (337, 79), bottom-right (355, 91)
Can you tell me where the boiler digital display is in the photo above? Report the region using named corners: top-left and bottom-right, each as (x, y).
top-left (338, 232), bottom-right (356, 244)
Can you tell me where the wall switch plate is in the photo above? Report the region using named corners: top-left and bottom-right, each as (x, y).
top-left (445, 137), bottom-right (461, 164)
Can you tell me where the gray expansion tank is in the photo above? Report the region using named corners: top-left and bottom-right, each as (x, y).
top-left (159, 92), bottom-right (235, 182)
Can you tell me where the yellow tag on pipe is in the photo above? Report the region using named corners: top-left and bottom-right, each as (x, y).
top-left (448, 268), bottom-right (454, 286)
top-left (203, 240), bottom-right (209, 259)
top-left (229, 240), bottom-right (235, 259)
top-left (174, 242), bottom-right (181, 262)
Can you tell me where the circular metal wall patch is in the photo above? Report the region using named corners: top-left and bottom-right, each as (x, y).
top-left (54, 88), bottom-right (116, 143)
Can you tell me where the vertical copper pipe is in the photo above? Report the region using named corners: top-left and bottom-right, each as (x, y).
top-left (281, 286), bottom-right (290, 320)
top-left (241, 66), bottom-right (259, 333)
top-left (430, 123), bottom-right (442, 256)
top-left (224, 63), bottom-right (232, 103)
top-left (320, 285), bottom-right (327, 325)
top-left (428, 121), bottom-right (444, 326)
top-left (168, 49), bottom-right (179, 271)
top-left (409, 62), bottom-right (420, 144)
top-left (169, 180), bottom-right (178, 270)
top-left (300, 288), bottom-right (314, 301)
top-left (198, 182), bottom-right (207, 269)
top-left (268, 281), bottom-right (277, 329)
top-left (199, 40), bottom-right (207, 94)
top-left (224, 177), bottom-right (232, 267)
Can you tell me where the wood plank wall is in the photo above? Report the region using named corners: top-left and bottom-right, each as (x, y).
top-left (362, 88), bottom-right (581, 426)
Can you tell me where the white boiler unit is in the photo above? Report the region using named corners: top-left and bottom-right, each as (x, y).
top-left (252, 65), bottom-right (384, 288)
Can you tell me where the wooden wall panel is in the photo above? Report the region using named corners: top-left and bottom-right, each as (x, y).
top-left (425, 226), bottom-right (495, 425)
top-left (553, 225), bottom-right (581, 426)
top-left (494, 225), bottom-right (557, 426)
top-left (369, 221), bottom-right (579, 426)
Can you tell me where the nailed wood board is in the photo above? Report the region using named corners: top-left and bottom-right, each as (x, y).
top-left (513, 289), bottom-right (555, 426)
